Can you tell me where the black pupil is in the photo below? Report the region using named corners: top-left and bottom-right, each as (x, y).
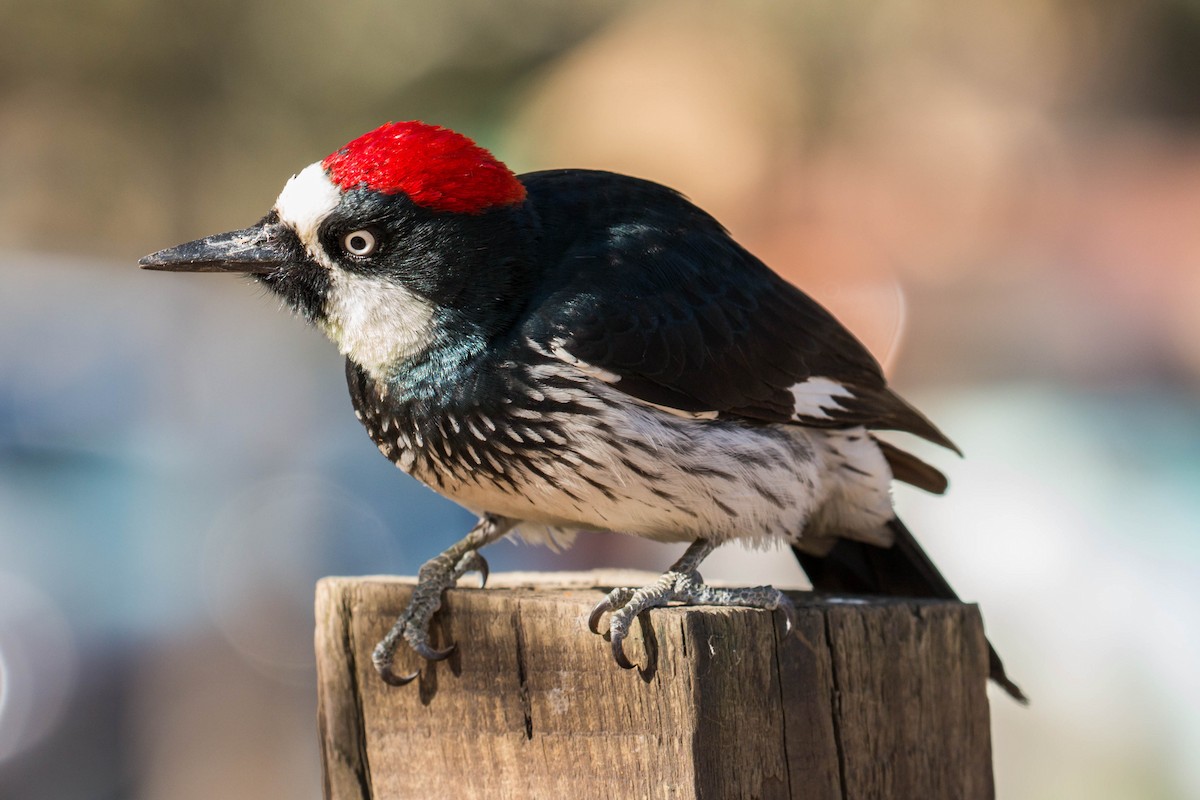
top-left (349, 234), bottom-right (368, 252)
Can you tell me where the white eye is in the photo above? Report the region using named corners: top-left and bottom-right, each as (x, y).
top-left (342, 229), bottom-right (377, 257)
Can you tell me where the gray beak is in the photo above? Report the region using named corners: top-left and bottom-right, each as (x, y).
top-left (139, 219), bottom-right (294, 274)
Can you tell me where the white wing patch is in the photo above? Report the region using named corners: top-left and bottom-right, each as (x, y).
top-left (789, 377), bottom-right (854, 420)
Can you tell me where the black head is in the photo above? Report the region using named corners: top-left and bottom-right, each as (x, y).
top-left (140, 122), bottom-right (537, 379)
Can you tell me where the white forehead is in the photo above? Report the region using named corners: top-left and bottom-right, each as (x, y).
top-left (274, 162), bottom-right (341, 253)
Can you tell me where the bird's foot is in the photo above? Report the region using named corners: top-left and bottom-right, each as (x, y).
top-left (588, 569), bottom-right (796, 669)
top-left (372, 514), bottom-right (513, 686)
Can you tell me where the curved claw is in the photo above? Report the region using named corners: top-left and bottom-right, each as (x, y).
top-left (588, 597), bottom-right (612, 634)
top-left (412, 640), bottom-right (456, 662)
top-left (376, 662), bottom-right (421, 687)
top-left (611, 634), bottom-right (636, 670)
top-left (778, 597), bottom-right (797, 637)
top-left (458, 551), bottom-right (489, 588)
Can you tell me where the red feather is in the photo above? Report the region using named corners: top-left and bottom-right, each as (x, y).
top-left (322, 121), bottom-right (526, 214)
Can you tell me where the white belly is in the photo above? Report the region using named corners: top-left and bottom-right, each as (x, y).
top-left (400, 380), bottom-right (894, 550)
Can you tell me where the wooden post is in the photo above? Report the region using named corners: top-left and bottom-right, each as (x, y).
top-left (316, 572), bottom-right (994, 800)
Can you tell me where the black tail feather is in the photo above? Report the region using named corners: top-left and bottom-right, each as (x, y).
top-left (794, 517), bottom-right (1027, 704)
top-left (876, 438), bottom-right (949, 495)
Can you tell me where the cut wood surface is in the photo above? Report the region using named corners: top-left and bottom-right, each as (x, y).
top-left (316, 572), bottom-right (994, 800)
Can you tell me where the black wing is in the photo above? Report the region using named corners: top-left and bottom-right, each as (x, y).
top-left (520, 170), bottom-right (957, 451)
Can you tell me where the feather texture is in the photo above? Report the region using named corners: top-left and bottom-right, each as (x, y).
top-left (518, 170), bottom-right (958, 452)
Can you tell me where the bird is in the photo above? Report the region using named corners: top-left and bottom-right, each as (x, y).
top-left (141, 120), bottom-right (1024, 701)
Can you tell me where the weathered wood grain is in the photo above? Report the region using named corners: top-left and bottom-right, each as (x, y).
top-left (315, 573), bottom-right (993, 800)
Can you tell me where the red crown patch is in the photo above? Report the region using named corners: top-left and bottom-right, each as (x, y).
top-left (321, 121), bottom-right (526, 214)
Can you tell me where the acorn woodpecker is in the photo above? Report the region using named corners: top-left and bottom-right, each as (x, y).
top-left (142, 121), bottom-right (1024, 701)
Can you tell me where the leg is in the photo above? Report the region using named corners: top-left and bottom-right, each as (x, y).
top-left (588, 538), bottom-right (797, 669)
top-left (373, 513), bottom-right (515, 685)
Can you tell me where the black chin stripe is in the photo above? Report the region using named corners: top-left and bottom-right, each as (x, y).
top-left (254, 225), bottom-right (330, 322)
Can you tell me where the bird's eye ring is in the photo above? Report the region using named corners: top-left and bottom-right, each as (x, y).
top-left (342, 229), bottom-right (378, 257)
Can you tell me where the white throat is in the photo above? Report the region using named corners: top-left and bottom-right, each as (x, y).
top-left (320, 272), bottom-right (436, 380)
top-left (275, 161), bottom-right (437, 379)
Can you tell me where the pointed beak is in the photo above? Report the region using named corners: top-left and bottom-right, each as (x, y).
top-left (139, 218), bottom-right (296, 274)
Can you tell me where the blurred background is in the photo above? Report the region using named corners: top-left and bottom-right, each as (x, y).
top-left (1, 0), bottom-right (1198, 797)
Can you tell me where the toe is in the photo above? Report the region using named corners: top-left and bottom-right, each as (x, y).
top-left (372, 641), bottom-right (420, 686)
